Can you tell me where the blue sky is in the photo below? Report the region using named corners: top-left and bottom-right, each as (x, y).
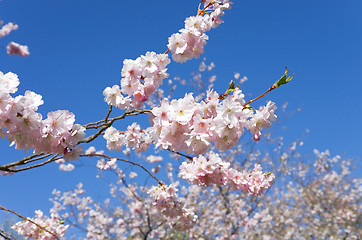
top-left (1, 0), bottom-right (361, 225)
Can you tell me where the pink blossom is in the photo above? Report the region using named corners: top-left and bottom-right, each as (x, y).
top-left (180, 152), bottom-right (274, 195)
top-left (247, 101), bottom-right (277, 141)
top-left (11, 210), bottom-right (69, 240)
top-left (110, 51), bottom-right (170, 107)
top-left (59, 162), bottom-right (75, 171)
top-left (146, 155), bottom-right (163, 163)
top-left (7, 42), bottom-right (30, 57)
top-left (97, 158), bottom-right (117, 170)
top-left (0, 22), bottom-right (18, 38)
top-left (147, 183), bottom-right (197, 229)
top-left (184, 131), bottom-right (211, 155)
top-left (179, 152), bottom-right (229, 187)
top-left (129, 172), bottom-right (137, 179)
top-left (43, 110), bottom-right (75, 136)
top-left (63, 145), bottom-right (84, 162)
top-left (168, 93), bottom-right (196, 125)
top-left (133, 89), bottom-right (148, 102)
top-left (167, 2), bottom-right (230, 63)
top-left (85, 146), bottom-right (96, 155)
top-left (0, 74), bottom-right (84, 156)
top-left (103, 85), bottom-right (122, 106)
top-left (121, 58), bottom-right (142, 80)
top-left (104, 126), bottom-right (125, 151)
top-left (0, 71), bottom-right (20, 94)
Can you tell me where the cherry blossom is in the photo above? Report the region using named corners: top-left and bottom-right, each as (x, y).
top-left (11, 210), bottom-right (68, 240)
top-left (0, 22), bottom-right (18, 38)
top-left (7, 41), bottom-right (30, 57)
top-left (0, 71), bottom-right (85, 156)
top-left (179, 152), bottom-right (274, 195)
top-left (167, 0), bottom-right (231, 63)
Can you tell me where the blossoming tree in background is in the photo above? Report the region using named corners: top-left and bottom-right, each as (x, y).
top-left (2, 0), bottom-right (359, 239)
top-left (46, 133), bottom-right (361, 239)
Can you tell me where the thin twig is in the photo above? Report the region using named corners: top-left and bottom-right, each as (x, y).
top-left (0, 229), bottom-right (16, 240)
top-left (198, 0), bottom-right (215, 15)
top-left (83, 109), bottom-right (151, 130)
top-left (81, 153), bottom-right (162, 185)
top-left (167, 147), bottom-right (194, 161)
top-left (242, 81), bottom-right (278, 109)
top-left (104, 105), bottom-right (113, 123)
top-left (80, 109), bottom-right (151, 143)
top-left (163, 0), bottom-right (216, 55)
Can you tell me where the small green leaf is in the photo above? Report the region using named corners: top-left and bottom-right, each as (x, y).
top-left (276, 67), bottom-right (294, 87)
top-left (244, 105), bottom-right (255, 112)
top-left (226, 80), bottom-right (235, 93)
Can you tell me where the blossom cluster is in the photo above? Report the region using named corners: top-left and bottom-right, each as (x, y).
top-left (168, 0), bottom-right (231, 63)
top-left (147, 183), bottom-right (197, 231)
top-left (313, 149), bottom-right (340, 173)
top-left (104, 87), bottom-right (277, 155)
top-left (55, 158), bottom-right (75, 171)
top-left (50, 184), bottom-right (109, 239)
top-left (0, 22), bottom-right (18, 37)
top-left (149, 88), bottom-right (277, 154)
top-left (42, 143), bottom-right (361, 239)
top-left (96, 157), bottom-right (117, 170)
top-left (103, 52), bottom-right (170, 109)
top-left (249, 149), bottom-right (362, 240)
top-left (50, 179), bottom-right (199, 238)
top-left (11, 210), bottom-right (69, 240)
top-left (104, 122), bottom-right (151, 153)
top-left (179, 152), bottom-right (275, 196)
top-left (7, 41), bottom-right (30, 57)
top-left (0, 22), bottom-right (30, 56)
top-left (0, 72), bottom-right (85, 160)
top-left (103, 1), bottom-right (231, 110)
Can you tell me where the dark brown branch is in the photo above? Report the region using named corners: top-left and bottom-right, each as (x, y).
top-left (0, 229), bottom-right (16, 240)
top-left (4, 155), bottom-right (60, 173)
top-left (104, 105), bottom-right (113, 123)
top-left (167, 147), bottom-right (194, 161)
top-left (0, 153), bottom-right (50, 170)
top-left (80, 109), bottom-right (151, 145)
top-left (83, 109), bottom-right (151, 130)
top-left (1, 108), bottom-right (151, 173)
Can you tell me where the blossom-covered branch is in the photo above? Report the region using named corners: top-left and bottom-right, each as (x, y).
top-left (0, 205), bottom-right (65, 240)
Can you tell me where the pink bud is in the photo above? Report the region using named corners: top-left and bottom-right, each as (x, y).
top-left (253, 133), bottom-right (261, 141)
top-left (133, 90), bottom-right (148, 102)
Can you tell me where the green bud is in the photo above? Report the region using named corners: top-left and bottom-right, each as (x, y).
top-left (276, 67), bottom-right (294, 87)
top-left (227, 80), bottom-right (236, 93)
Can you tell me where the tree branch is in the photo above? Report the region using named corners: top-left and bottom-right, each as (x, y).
top-left (81, 153), bottom-right (162, 185)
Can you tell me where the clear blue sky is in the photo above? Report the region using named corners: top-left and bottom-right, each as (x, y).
top-left (1, 0), bottom-right (361, 224)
